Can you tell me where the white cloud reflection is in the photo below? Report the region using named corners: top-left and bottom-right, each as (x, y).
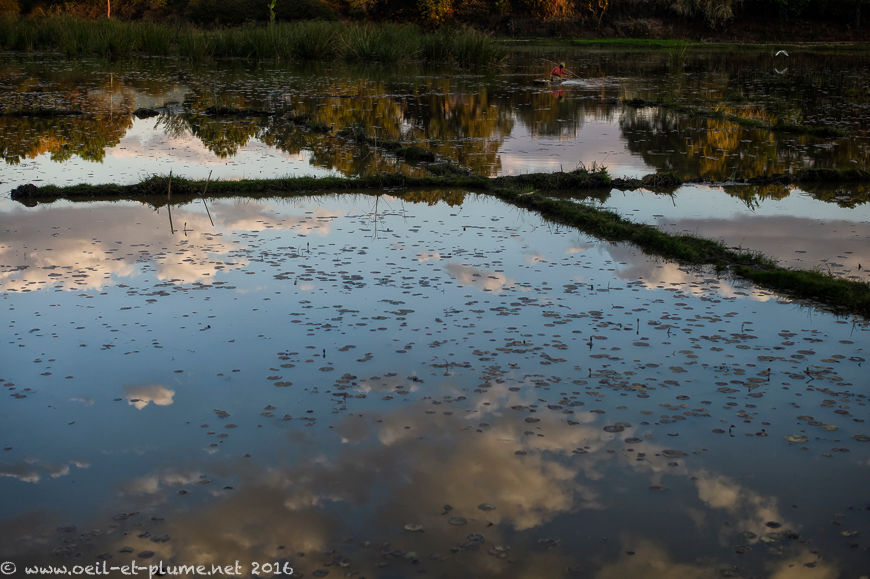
top-left (0, 200), bottom-right (344, 292)
top-left (124, 384), bottom-right (175, 410)
top-left (0, 459), bottom-right (89, 484)
top-left (445, 263), bottom-right (515, 293)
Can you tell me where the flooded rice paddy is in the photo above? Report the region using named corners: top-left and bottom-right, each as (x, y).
top-left (1, 48), bottom-right (869, 577)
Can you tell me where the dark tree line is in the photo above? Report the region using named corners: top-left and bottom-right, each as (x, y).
top-left (0, 0), bottom-right (864, 32)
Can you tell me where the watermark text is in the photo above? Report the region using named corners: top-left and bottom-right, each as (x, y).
top-left (1, 560), bottom-right (293, 578)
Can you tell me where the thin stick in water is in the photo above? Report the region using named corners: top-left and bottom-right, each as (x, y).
top-left (167, 170), bottom-right (175, 234)
top-left (201, 170), bottom-right (214, 227)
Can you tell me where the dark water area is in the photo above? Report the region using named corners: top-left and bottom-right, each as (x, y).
top-left (1, 48), bottom-right (869, 578)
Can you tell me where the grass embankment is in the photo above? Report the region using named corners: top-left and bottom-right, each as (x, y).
top-left (488, 186), bottom-right (870, 317)
top-left (0, 16), bottom-right (503, 66)
top-left (565, 39), bottom-right (870, 55)
top-left (11, 168), bottom-right (870, 318)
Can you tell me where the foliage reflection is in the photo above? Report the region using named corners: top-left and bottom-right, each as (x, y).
top-left (1, 52), bottom-right (868, 183)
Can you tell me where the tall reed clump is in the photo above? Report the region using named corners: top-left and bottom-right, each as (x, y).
top-left (134, 21), bottom-right (175, 56)
top-left (247, 24), bottom-right (294, 60)
top-left (54, 15), bottom-right (92, 56)
top-left (283, 20), bottom-right (341, 61)
top-left (210, 24), bottom-right (297, 59)
top-left (0, 16), bottom-right (26, 50)
top-left (207, 27), bottom-right (245, 58)
top-left (177, 27), bottom-right (216, 60)
top-left (418, 27), bottom-right (452, 63)
top-left (0, 16), bottom-right (34, 51)
top-left (450, 26), bottom-right (505, 68)
top-left (89, 18), bottom-right (138, 59)
top-left (420, 26), bottom-right (504, 68)
top-left (340, 22), bottom-right (420, 63)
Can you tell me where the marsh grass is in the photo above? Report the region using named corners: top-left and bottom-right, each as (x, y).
top-left (0, 16), bottom-right (503, 66)
top-left (420, 26), bottom-right (505, 68)
top-left (177, 28), bottom-right (215, 60)
top-left (445, 26), bottom-right (506, 68)
top-left (341, 23), bottom-right (419, 63)
top-left (136, 21), bottom-right (176, 55)
top-left (419, 28), bottom-right (453, 63)
top-left (566, 39), bottom-right (870, 56)
top-left (283, 21), bottom-right (339, 61)
top-left (44, 16), bottom-right (139, 57)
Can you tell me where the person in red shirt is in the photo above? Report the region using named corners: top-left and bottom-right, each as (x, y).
top-left (550, 62), bottom-right (565, 81)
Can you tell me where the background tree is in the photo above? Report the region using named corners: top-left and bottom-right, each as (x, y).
top-left (417, 0), bottom-right (453, 25)
top-left (0, 0), bottom-right (20, 18)
top-left (581, 0), bottom-right (609, 27)
top-left (274, 0), bottom-right (336, 21)
top-left (671, 0), bottom-right (738, 28)
top-left (516, 0), bottom-right (578, 20)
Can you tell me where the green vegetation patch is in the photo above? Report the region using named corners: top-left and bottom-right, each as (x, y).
top-left (567, 39), bottom-right (870, 56)
top-left (0, 16), bottom-right (504, 67)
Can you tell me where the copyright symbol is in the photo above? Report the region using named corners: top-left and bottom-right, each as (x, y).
top-left (0, 561), bottom-right (15, 575)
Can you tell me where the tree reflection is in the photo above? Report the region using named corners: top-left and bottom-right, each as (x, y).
top-left (617, 103), bottom-right (858, 182)
top-left (0, 68), bottom-right (136, 163)
top-left (1, 53), bottom-right (868, 185)
top-left (721, 183), bottom-right (793, 210)
top-left (0, 112), bottom-right (134, 164)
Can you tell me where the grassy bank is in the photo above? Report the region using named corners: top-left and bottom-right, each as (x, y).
top-left (565, 39), bottom-right (870, 54)
top-left (489, 186), bottom-right (870, 318)
top-left (0, 16), bottom-right (504, 66)
top-left (11, 170), bottom-right (870, 318)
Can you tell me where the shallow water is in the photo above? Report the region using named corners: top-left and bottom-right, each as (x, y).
top-left (1, 192), bottom-right (868, 577)
top-left (1, 48), bottom-right (869, 577)
top-left (2, 50), bottom-right (868, 268)
top-left (588, 184), bottom-right (870, 284)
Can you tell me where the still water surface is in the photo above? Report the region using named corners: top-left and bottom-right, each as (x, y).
top-left (1, 49), bottom-right (869, 577)
top-left (2, 49), bottom-right (869, 184)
